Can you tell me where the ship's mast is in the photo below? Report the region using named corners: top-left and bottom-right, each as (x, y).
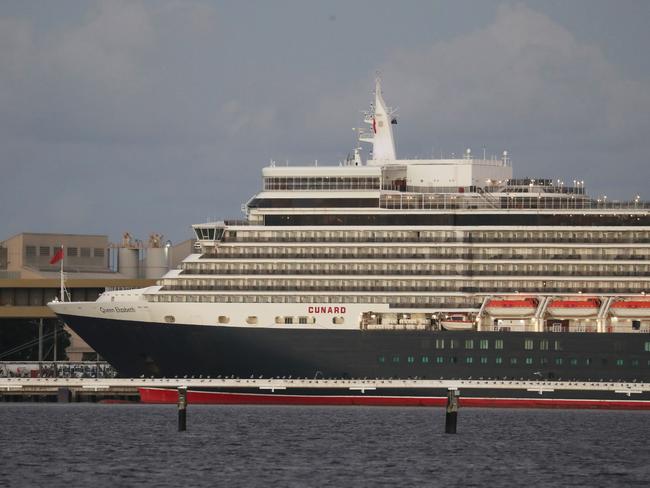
top-left (360, 77), bottom-right (397, 163)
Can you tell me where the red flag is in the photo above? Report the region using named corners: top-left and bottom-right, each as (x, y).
top-left (50, 247), bottom-right (64, 265)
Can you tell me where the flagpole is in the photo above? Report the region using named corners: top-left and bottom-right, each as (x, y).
top-left (59, 245), bottom-right (65, 302)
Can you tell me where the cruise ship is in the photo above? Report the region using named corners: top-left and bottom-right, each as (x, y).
top-left (49, 80), bottom-right (650, 407)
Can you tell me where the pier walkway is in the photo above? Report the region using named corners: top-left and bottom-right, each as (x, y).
top-left (1, 377), bottom-right (648, 402)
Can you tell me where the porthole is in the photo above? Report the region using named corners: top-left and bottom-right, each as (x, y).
top-left (246, 316), bottom-right (258, 325)
top-left (218, 316), bottom-right (229, 324)
top-left (164, 315), bottom-right (175, 323)
top-left (275, 316), bottom-right (283, 324)
top-left (332, 316), bottom-right (345, 325)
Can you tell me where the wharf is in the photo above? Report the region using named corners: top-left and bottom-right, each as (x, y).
top-left (1, 377), bottom-right (648, 403)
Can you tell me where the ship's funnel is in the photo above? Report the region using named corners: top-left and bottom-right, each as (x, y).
top-left (360, 78), bottom-right (397, 163)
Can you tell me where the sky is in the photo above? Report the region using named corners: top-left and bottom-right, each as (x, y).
top-left (1, 0), bottom-right (649, 244)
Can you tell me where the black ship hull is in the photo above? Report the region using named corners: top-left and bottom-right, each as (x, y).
top-left (58, 314), bottom-right (650, 383)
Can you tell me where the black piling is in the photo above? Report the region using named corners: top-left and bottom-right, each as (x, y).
top-left (178, 386), bottom-right (187, 432)
top-left (57, 387), bottom-right (71, 403)
top-left (445, 389), bottom-right (459, 434)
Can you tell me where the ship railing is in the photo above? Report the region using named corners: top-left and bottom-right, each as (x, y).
top-left (379, 193), bottom-right (650, 211)
top-left (223, 219), bottom-right (251, 226)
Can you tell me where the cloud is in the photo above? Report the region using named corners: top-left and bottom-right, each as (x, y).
top-left (1, 1), bottom-right (649, 242)
top-left (309, 3), bottom-right (650, 188)
top-left (0, 0), bottom-right (221, 145)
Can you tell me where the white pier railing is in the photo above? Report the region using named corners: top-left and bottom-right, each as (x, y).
top-left (1, 377), bottom-right (648, 395)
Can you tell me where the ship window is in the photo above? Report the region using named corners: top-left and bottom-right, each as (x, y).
top-left (407, 356), bottom-right (415, 364)
top-left (435, 339), bottom-right (445, 349)
top-left (510, 358), bottom-right (518, 365)
top-left (449, 339), bottom-right (458, 349)
top-left (616, 359), bottom-right (624, 366)
top-left (585, 358), bottom-right (592, 365)
top-left (298, 317), bottom-right (308, 325)
top-left (555, 358), bottom-right (563, 365)
top-left (275, 316), bottom-right (283, 324)
top-left (246, 316), bottom-right (258, 325)
top-left (525, 357), bottom-right (533, 365)
top-left (378, 356), bottom-right (385, 363)
top-left (524, 339), bottom-right (534, 350)
top-left (632, 359), bottom-right (639, 367)
top-left (164, 315), bottom-right (175, 323)
top-left (645, 342), bottom-right (650, 352)
top-left (539, 340), bottom-right (549, 351)
top-left (392, 356), bottom-right (400, 363)
top-left (494, 339), bottom-right (504, 350)
top-left (540, 357), bottom-right (548, 365)
top-left (554, 340), bottom-right (562, 351)
top-left (466, 357), bottom-right (473, 364)
top-left (450, 356), bottom-right (458, 364)
top-left (421, 356), bottom-right (429, 364)
top-left (479, 340), bottom-right (489, 350)
top-left (480, 357), bottom-right (488, 364)
top-left (218, 316), bottom-right (229, 324)
top-left (284, 317), bottom-right (293, 324)
top-left (436, 356), bottom-right (444, 364)
top-left (495, 357), bottom-right (502, 364)
top-left (332, 316), bottom-right (345, 325)
top-left (464, 340), bottom-right (474, 350)
top-left (569, 358), bottom-right (578, 366)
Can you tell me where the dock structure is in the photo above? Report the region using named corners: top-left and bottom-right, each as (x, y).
top-left (1, 377), bottom-right (648, 403)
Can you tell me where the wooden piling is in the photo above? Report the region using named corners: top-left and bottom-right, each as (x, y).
top-left (445, 389), bottom-right (459, 434)
top-left (178, 386), bottom-right (187, 431)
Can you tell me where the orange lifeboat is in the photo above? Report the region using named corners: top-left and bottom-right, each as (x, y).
top-left (485, 298), bottom-right (538, 317)
top-left (547, 298), bottom-right (600, 318)
top-left (610, 299), bottom-right (650, 318)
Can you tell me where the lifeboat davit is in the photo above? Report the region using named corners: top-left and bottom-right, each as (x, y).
top-left (610, 299), bottom-right (650, 318)
top-left (547, 298), bottom-right (600, 318)
top-left (485, 298), bottom-right (538, 317)
top-left (440, 314), bottom-right (474, 331)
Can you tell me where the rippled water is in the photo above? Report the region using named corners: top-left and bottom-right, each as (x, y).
top-left (1, 404), bottom-right (649, 487)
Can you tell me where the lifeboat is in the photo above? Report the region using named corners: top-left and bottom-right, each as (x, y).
top-left (485, 298), bottom-right (538, 317)
top-left (547, 298), bottom-right (600, 318)
top-left (440, 314), bottom-right (474, 331)
top-left (610, 299), bottom-right (650, 318)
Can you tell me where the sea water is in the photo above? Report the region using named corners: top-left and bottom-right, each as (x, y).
top-left (0, 404), bottom-right (648, 487)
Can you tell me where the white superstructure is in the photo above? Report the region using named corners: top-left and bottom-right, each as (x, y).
top-left (50, 81), bottom-right (650, 336)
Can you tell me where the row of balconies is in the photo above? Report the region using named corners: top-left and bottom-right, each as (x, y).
top-left (220, 236), bottom-right (650, 244)
top-left (202, 252), bottom-right (649, 261)
top-left (180, 269), bottom-right (650, 277)
top-left (162, 285), bottom-right (645, 293)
